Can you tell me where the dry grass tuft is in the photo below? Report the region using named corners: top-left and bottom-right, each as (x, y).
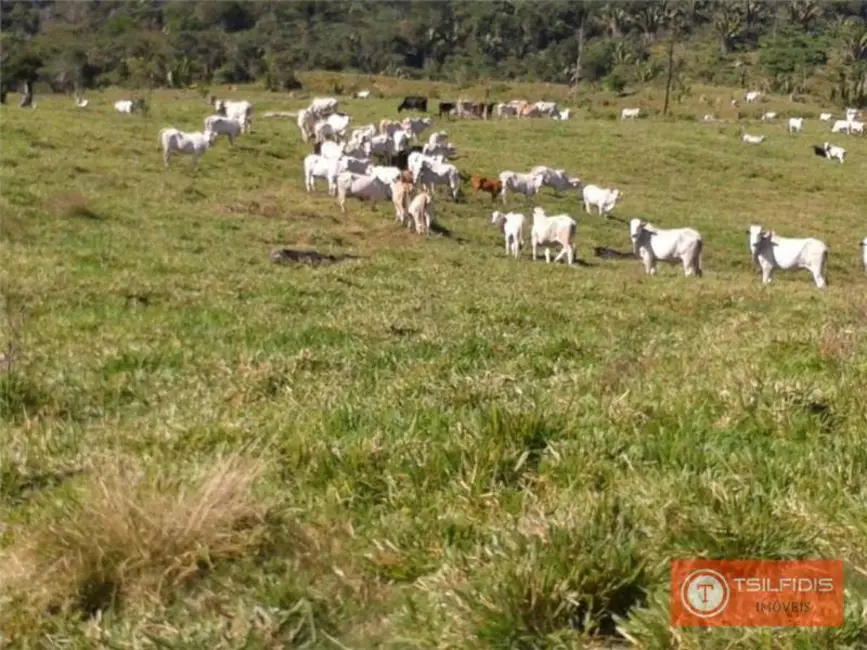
top-left (42, 190), bottom-right (100, 220)
top-left (0, 454), bottom-right (268, 629)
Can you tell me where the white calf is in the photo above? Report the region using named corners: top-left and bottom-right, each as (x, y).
top-left (620, 107), bottom-right (640, 120)
top-left (491, 210), bottom-right (525, 259)
top-left (304, 153), bottom-right (340, 195)
top-left (819, 112), bottom-right (833, 121)
top-left (745, 91), bottom-right (761, 103)
top-left (742, 133), bottom-right (766, 144)
top-left (407, 192), bottom-right (434, 235)
top-left (582, 184), bottom-right (622, 218)
top-left (629, 219), bottom-right (703, 278)
top-left (787, 117), bottom-right (804, 133)
top-left (748, 225), bottom-right (828, 288)
top-left (498, 171), bottom-right (545, 204)
top-left (531, 207), bottom-right (576, 265)
top-left (336, 172), bottom-right (391, 214)
top-left (159, 128), bottom-right (218, 169)
top-left (204, 115), bottom-right (243, 145)
top-left (824, 141), bottom-right (846, 163)
top-left (761, 111), bottom-right (777, 121)
top-left (115, 100), bottom-right (134, 114)
top-left (308, 97), bottom-right (339, 117)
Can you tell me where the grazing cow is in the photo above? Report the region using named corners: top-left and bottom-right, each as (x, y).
top-left (531, 207), bottom-right (577, 265)
top-left (401, 117), bottom-right (433, 141)
top-left (823, 141), bottom-right (846, 163)
top-left (849, 120), bottom-right (865, 135)
top-left (212, 98), bottom-right (253, 133)
top-left (308, 97), bottom-right (339, 117)
top-left (582, 184), bottom-right (622, 218)
top-left (748, 224), bottom-right (828, 288)
top-left (761, 111), bottom-right (778, 121)
top-left (498, 171), bottom-right (545, 204)
top-left (407, 192), bottom-right (434, 235)
top-left (204, 115), bottom-right (243, 145)
top-left (745, 90), bottom-right (761, 103)
top-left (787, 117), bottom-right (804, 133)
top-left (390, 180), bottom-right (413, 227)
top-left (491, 211), bottom-right (525, 259)
top-left (819, 112), bottom-right (833, 121)
top-left (703, 114), bottom-right (718, 122)
top-left (861, 238), bottom-right (867, 271)
top-left (75, 96), bottom-right (88, 108)
top-left (336, 172), bottom-right (391, 214)
top-left (304, 153), bottom-right (341, 195)
top-left (532, 101), bottom-right (560, 117)
top-left (115, 99), bottom-right (145, 114)
top-left (354, 90), bottom-right (371, 99)
top-left (831, 119), bottom-right (852, 134)
top-left (422, 142), bottom-right (456, 159)
top-left (742, 133), bottom-right (766, 144)
top-left (531, 167), bottom-right (581, 195)
top-left (470, 175), bottom-right (503, 202)
top-left (159, 128), bottom-right (218, 169)
top-left (629, 219), bottom-right (703, 278)
top-left (412, 159), bottom-right (461, 201)
top-left (620, 107), bottom-right (640, 120)
top-left (397, 96), bottom-right (427, 113)
top-left (438, 101), bottom-right (456, 118)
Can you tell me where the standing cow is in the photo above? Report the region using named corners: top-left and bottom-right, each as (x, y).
top-left (397, 96), bottom-right (428, 113)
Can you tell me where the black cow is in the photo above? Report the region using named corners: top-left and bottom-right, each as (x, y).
top-left (438, 101), bottom-right (456, 118)
top-left (485, 102), bottom-right (496, 119)
top-left (382, 145), bottom-right (424, 171)
top-left (812, 144), bottom-right (828, 159)
top-left (398, 95), bottom-right (427, 113)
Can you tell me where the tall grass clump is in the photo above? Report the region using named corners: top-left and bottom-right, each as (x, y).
top-left (0, 455), bottom-right (268, 633)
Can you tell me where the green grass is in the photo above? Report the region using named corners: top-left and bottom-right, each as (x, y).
top-left (1, 78), bottom-right (867, 649)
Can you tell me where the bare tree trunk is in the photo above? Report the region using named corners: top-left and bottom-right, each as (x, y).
top-left (663, 35), bottom-right (675, 116)
top-left (20, 82), bottom-right (34, 108)
top-left (573, 16), bottom-right (586, 86)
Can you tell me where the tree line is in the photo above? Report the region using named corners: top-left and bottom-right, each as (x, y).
top-left (2, 1), bottom-right (867, 106)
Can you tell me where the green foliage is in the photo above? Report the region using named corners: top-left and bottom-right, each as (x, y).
top-left (1, 0), bottom-right (867, 99)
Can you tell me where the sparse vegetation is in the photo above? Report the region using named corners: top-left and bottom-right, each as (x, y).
top-left (1, 73), bottom-right (867, 648)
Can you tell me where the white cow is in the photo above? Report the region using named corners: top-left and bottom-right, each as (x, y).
top-left (401, 117), bottom-right (433, 140)
top-left (391, 180), bottom-right (413, 227)
top-left (408, 152), bottom-right (446, 175)
top-left (819, 112), bottom-right (833, 121)
top-left (621, 108), bottom-right (640, 120)
top-left (531, 207), bottom-right (576, 265)
top-left (320, 113), bottom-right (351, 140)
top-left (823, 142), bottom-right (846, 163)
top-left (849, 120), bottom-right (865, 135)
top-left (204, 115), bottom-right (243, 145)
top-left (495, 103), bottom-right (518, 118)
top-left (787, 117), bottom-right (804, 133)
top-left (369, 165), bottom-right (402, 185)
top-left (761, 111), bottom-right (778, 121)
top-left (296, 109), bottom-right (318, 142)
top-left (846, 108), bottom-right (861, 122)
top-left (532, 101), bottom-right (560, 117)
top-left (742, 133), bottom-right (766, 144)
top-left (531, 167), bottom-right (581, 194)
top-left (498, 171), bottom-right (545, 204)
top-left (351, 124), bottom-right (377, 142)
top-left (159, 128), bottom-right (218, 169)
top-left (831, 119), bottom-right (852, 134)
top-left (338, 155), bottom-right (372, 176)
top-left (748, 224), bottom-right (828, 288)
top-left (745, 90), bottom-right (762, 103)
top-left (304, 153), bottom-right (340, 195)
top-left (629, 219), bottom-right (703, 278)
top-left (407, 192), bottom-right (434, 235)
top-left (354, 90), bottom-right (371, 99)
top-left (336, 172), bottom-right (391, 214)
top-left (114, 99), bottom-right (141, 114)
top-left (213, 98), bottom-right (253, 133)
top-left (308, 97), bottom-right (339, 117)
top-left (491, 210), bottom-right (525, 259)
top-left (861, 238), bottom-right (867, 271)
top-left (555, 109), bottom-right (572, 120)
top-left (582, 184), bottom-right (622, 218)
top-left (427, 131), bottom-right (449, 147)
top-left (320, 141), bottom-right (345, 160)
top-left (422, 143), bottom-right (456, 159)
top-left (342, 137), bottom-right (372, 159)
top-left (412, 159), bottom-right (461, 201)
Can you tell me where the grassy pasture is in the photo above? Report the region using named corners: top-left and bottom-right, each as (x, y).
top-left (2, 77), bottom-right (867, 649)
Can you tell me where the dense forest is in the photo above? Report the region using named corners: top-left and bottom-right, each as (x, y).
top-left (2, 1), bottom-right (867, 105)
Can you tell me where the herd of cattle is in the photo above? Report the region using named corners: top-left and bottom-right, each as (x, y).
top-left (105, 89), bottom-right (867, 287)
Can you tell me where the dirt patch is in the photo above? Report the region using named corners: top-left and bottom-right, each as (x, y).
top-left (270, 248), bottom-right (358, 266)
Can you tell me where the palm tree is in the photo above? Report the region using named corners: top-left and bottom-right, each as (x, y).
top-left (628, 1), bottom-right (669, 41)
top-left (599, 2), bottom-right (629, 38)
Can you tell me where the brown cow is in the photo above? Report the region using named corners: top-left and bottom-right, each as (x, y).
top-left (470, 174), bottom-right (502, 202)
